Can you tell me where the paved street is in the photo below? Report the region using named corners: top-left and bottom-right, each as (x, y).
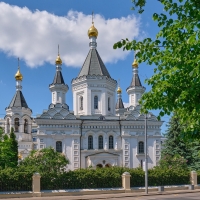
top-left (1, 191), bottom-right (200, 200)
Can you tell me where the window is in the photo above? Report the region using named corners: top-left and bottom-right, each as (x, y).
top-left (94, 96), bottom-right (98, 109)
top-left (98, 135), bottom-right (103, 149)
top-left (40, 138), bottom-right (44, 143)
top-left (88, 135), bottom-right (93, 149)
top-left (7, 118), bottom-right (10, 133)
top-left (56, 141), bottom-right (62, 153)
top-left (33, 144), bottom-right (37, 150)
top-left (80, 96), bottom-right (83, 110)
top-left (24, 119), bottom-right (28, 133)
top-left (138, 141), bottom-right (144, 154)
top-left (109, 135), bottom-right (114, 149)
top-left (14, 118), bottom-right (19, 132)
top-left (108, 97), bottom-right (110, 111)
top-left (32, 137), bottom-right (37, 142)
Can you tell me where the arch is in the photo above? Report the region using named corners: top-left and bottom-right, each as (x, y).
top-left (80, 96), bottom-right (83, 110)
top-left (98, 135), bottom-right (103, 149)
top-left (109, 135), bottom-right (114, 149)
top-left (56, 141), bottom-right (62, 153)
top-left (94, 96), bottom-right (98, 109)
top-left (105, 163), bottom-right (111, 168)
top-left (7, 118), bottom-right (10, 133)
top-left (108, 97), bottom-right (111, 111)
top-left (24, 119), bottom-right (28, 133)
top-left (96, 164), bottom-right (103, 168)
top-left (88, 135), bottom-right (93, 150)
top-left (138, 141), bottom-right (144, 154)
top-left (14, 118), bottom-right (19, 132)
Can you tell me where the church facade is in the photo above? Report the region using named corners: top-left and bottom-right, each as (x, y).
top-left (2, 22), bottom-right (163, 170)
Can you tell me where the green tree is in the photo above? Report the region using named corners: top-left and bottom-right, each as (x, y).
top-left (19, 147), bottom-right (69, 173)
top-left (0, 128), bottom-right (18, 169)
top-left (9, 127), bottom-right (18, 168)
top-left (114, 0), bottom-right (200, 138)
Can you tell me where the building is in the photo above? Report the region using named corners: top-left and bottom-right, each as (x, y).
top-left (3, 22), bottom-right (163, 170)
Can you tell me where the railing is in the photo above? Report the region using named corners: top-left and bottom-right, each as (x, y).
top-left (41, 176), bottom-right (122, 190)
top-left (0, 180), bottom-right (32, 192)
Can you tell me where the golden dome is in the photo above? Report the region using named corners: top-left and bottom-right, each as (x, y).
top-left (55, 54), bottom-right (62, 65)
top-left (15, 69), bottom-right (23, 81)
top-left (132, 59), bottom-right (138, 68)
top-left (88, 23), bottom-right (98, 38)
top-left (117, 86), bottom-right (122, 94)
top-left (18, 153), bottom-right (22, 160)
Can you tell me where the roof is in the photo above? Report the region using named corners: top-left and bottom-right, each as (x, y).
top-left (115, 97), bottom-right (124, 109)
top-left (8, 91), bottom-right (29, 108)
top-left (53, 71), bottom-right (65, 84)
top-left (130, 73), bottom-right (142, 87)
top-left (78, 49), bottom-right (111, 78)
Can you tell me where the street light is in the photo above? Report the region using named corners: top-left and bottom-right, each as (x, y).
top-left (145, 113), bottom-right (148, 194)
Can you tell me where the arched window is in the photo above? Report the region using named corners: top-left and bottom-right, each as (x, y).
top-left (7, 118), bottom-right (10, 133)
top-left (88, 135), bottom-right (93, 149)
top-left (14, 118), bottom-right (19, 132)
top-left (56, 141), bottom-right (62, 153)
top-left (108, 97), bottom-right (110, 111)
top-left (80, 96), bottom-right (83, 110)
top-left (139, 141), bottom-right (144, 154)
top-left (98, 135), bottom-right (103, 149)
top-left (109, 135), bottom-right (114, 149)
top-left (24, 119), bottom-right (28, 133)
top-left (94, 96), bottom-right (98, 109)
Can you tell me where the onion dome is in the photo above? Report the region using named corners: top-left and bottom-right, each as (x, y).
top-left (55, 54), bottom-right (62, 65)
top-left (88, 23), bottom-right (98, 38)
top-left (15, 68), bottom-right (23, 81)
top-left (117, 86), bottom-right (122, 94)
top-left (132, 59), bottom-right (138, 68)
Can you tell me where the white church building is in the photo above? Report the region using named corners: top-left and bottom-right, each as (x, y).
top-left (2, 22), bottom-right (163, 170)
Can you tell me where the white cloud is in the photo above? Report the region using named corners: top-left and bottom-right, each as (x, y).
top-left (0, 2), bottom-right (141, 68)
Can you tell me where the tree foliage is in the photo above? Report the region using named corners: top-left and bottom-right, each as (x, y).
top-left (160, 114), bottom-right (200, 170)
top-left (0, 127), bottom-right (18, 169)
top-left (114, 0), bottom-right (200, 138)
top-left (19, 147), bottom-right (69, 173)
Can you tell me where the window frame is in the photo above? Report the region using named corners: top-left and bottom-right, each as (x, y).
top-left (88, 135), bottom-right (93, 150)
top-left (56, 141), bottom-right (62, 153)
top-left (98, 135), bottom-right (103, 149)
top-left (109, 135), bottom-right (114, 149)
top-left (138, 141), bottom-right (144, 154)
top-left (94, 96), bottom-right (98, 109)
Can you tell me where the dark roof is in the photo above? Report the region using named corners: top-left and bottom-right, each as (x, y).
top-left (53, 71), bottom-right (65, 84)
top-left (78, 49), bottom-right (111, 78)
top-left (115, 97), bottom-right (124, 109)
top-left (130, 74), bottom-right (142, 87)
top-left (8, 91), bottom-right (29, 108)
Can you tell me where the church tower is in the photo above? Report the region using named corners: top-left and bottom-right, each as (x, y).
top-left (72, 17), bottom-right (117, 116)
top-left (49, 47), bottom-right (69, 109)
top-left (5, 59), bottom-right (32, 140)
top-left (126, 59), bottom-right (145, 107)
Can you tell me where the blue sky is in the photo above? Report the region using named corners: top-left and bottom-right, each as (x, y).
top-left (0, 0), bottom-right (170, 132)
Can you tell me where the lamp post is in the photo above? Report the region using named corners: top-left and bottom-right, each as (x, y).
top-left (145, 113), bottom-right (148, 194)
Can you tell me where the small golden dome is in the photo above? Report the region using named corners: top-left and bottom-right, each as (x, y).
top-left (117, 86), bottom-right (122, 94)
top-left (15, 69), bottom-right (23, 81)
top-left (132, 59), bottom-right (138, 68)
top-left (55, 54), bottom-right (62, 65)
top-left (18, 153), bottom-right (22, 160)
top-left (88, 23), bottom-right (98, 38)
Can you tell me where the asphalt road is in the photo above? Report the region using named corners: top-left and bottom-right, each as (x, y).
top-left (2, 192), bottom-right (200, 200)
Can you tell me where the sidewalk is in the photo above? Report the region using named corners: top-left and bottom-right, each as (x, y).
top-left (1, 188), bottom-right (200, 200)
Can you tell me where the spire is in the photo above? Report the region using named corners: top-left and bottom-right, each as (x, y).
top-left (116, 80), bottom-right (124, 109)
top-left (53, 45), bottom-right (65, 84)
top-left (88, 12), bottom-right (98, 49)
top-left (7, 58), bottom-right (29, 109)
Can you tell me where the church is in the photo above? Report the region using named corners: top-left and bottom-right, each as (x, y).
top-left (2, 21), bottom-right (163, 170)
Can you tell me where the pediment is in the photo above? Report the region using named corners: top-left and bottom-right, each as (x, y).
top-left (53, 113), bottom-right (64, 119)
top-left (47, 109), bottom-right (57, 117)
top-left (20, 149), bottom-right (29, 154)
top-left (87, 152), bottom-right (119, 158)
top-left (39, 113), bottom-right (51, 119)
top-left (64, 114), bottom-right (76, 120)
top-left (126, 114), bottom-right (136, 121)
top-left (60, 109), bottom-right (70, 117)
